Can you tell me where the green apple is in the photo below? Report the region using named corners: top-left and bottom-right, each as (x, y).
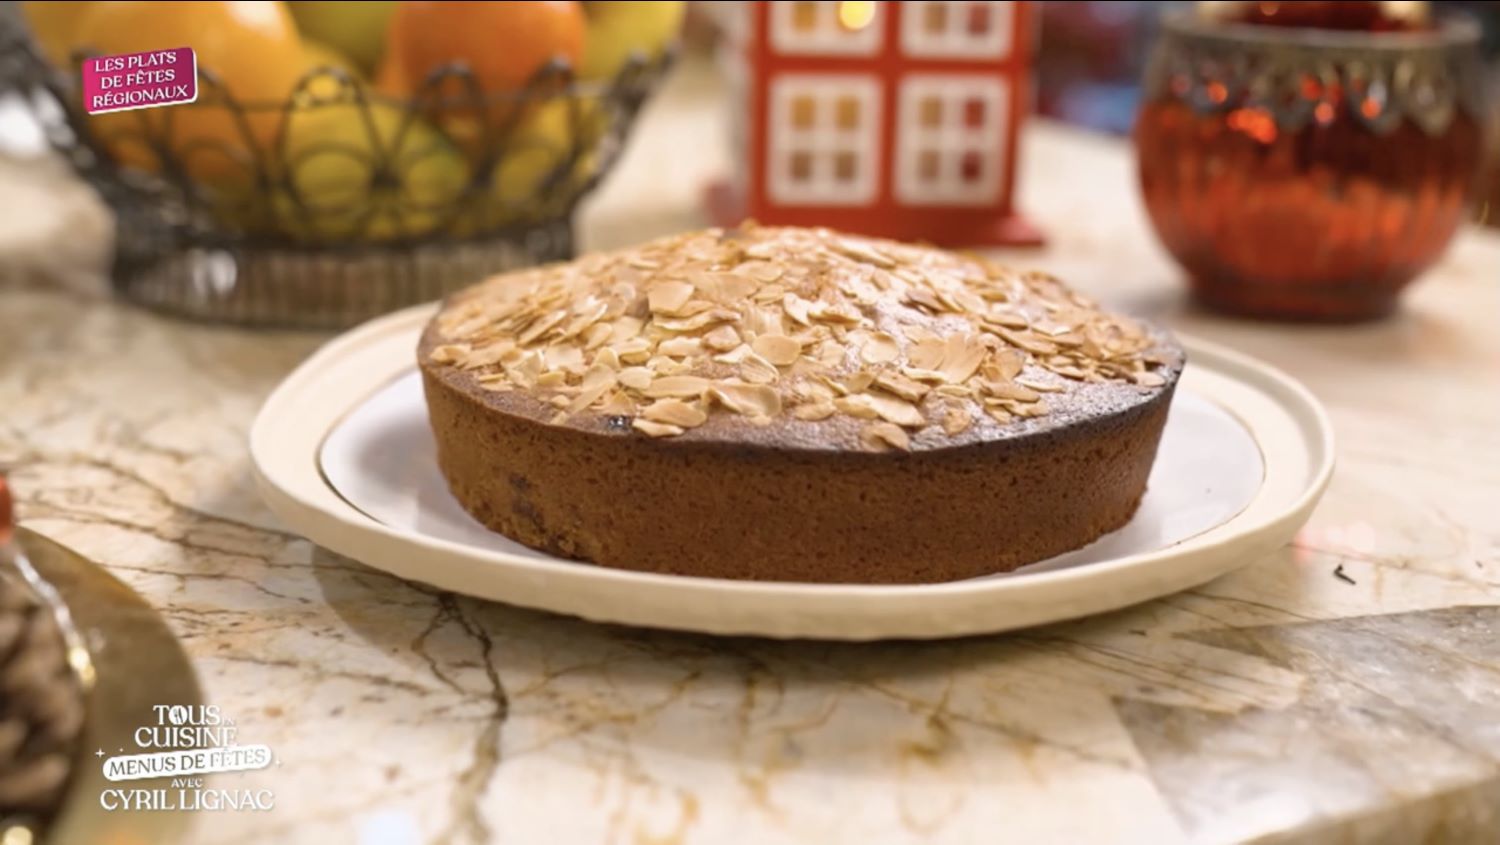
top-left (579, 1), bottom-right (684, 81)
top-left (287, 1), bottom-right (396, 74)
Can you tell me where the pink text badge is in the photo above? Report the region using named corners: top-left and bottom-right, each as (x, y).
top-left (82, 47), bottom-right (198, 115)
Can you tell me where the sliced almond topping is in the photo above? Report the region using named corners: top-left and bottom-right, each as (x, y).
top-left (646, 355), bottom-right (688, 376)
top-left (702, 324), bottom-right (742, 352)
top-left (939, 334), bottom-right (986, 384)
top-left (596, 391), bottom-right (634, 415)
top-left (740, 352), bottom-right (780, 385)
top-left (559, 299), bottom-right (609, 340)
top-left (518, 309), bottom-right (567, 345)
top-left (593, 347), bottom-right (621, 370)
top-left (510, 350), bottom-right (543, 385)
top-left (567, 370), bottom-right (616, 413)
top-left (1015, 377), bottom-right (1064, 393)
top-left (816, 340), bottom-right (846, 367)
top-left (860, 332), bottom-right (900, 364)
top-left (735, 260), bottom-right (783, 283)
top-left (713, 343), bottom-right (751, 364)
top-left (792, 401), bottom-right (836, 421)
top-left (983, 381), bottom-right (1041, 403)
top-left (435, 227), bottom-right (1167, 435)
top-left (752, 284), bottom-right (787, 304)
top-left (834, 395), bottom-right (880, 420)
top-left (655, 308), bottom-right (740, 333)
top-left (708, 382), bottom-right (782, 417)
top-left (580, 365), bottom-right (616, 392)
top-left (613, 337), bottom-right (652, 364)
top-left (751, 334), bottom-right (802, 366)
top-left (808, 301), bottom-right (861, 325)
top-left (992, 325), bottom-right (1058, 356)
top-left (900, 366), bottom-right (949, 384)
top-left (583, 322), bottom-right (613, 350)
top-left (429, 344), bottom-right (469, 365)
top-left (459, 342), bottom-right (512, 369)
top-left (610, 316), bottom-right (644, 344)
top-left (873, 371), bottom-right (930, 403)
top-left (617, 367), bottom-right (654, 390)
top-left (797, 380), bottom-right (835, 402)
top-left (643, 398), bottom-right (708, 428)
top-left (691, 271), bottom-right (758, 304)
top-left (783, 294), bottom-right (813, 326)
top-left (632, 418), bottom-right (684, 437)
top-left (644, 375), bottom-right (711, 398)
top-left (905, 288), bottom-right (944, 313)
top-left (657, 337), bottom-right (704, 358)
top-left (943, 406), bottom-right (972, 435)
top-left (904, 325), bottom-right (939, 344)
top-left (844, 371), bottom-right (875, 393)
top-left (985, 310), bottom-right (1030, 330)
top-left (835, 237), bottom-right (896, 268)
top-left (993, 348), bottom-right (1026, 380)
top-left (861, 422), bottom-right (910, 452)
top-left (908, 337), bottom-right (946, 371)
top-left (544, 344), bottom-right (583, 372)
top-left (865, 392), bottom-right (926, 427)
top-left (647, 281), bottom-right (696, 315)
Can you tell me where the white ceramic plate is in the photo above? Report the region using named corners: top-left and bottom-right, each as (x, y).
top-left (251, 305), bottom-right (1335, 640)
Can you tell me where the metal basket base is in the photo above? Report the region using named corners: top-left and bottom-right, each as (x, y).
top-left (110, 221), bottom-right (574, 330)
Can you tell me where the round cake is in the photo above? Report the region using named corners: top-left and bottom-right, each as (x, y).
top-left (419, 225), bottom-right (1184, 583)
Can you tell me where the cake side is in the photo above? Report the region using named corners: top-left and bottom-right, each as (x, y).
top-left (422, 365), bottom-right (1176, 583)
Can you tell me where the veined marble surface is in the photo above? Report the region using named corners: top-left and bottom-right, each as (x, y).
top-left (1, 60), bottom-right (1499, 845)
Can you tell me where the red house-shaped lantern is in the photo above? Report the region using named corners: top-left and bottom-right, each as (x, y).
top-left (715, 1), bottom-right (1042, 247)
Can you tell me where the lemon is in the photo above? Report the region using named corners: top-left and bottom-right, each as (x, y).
top-left (579, 1), bottom-right (684, 81)
top-left (471, 98), bottom-right (605, 229)
top-left (286, 1), bottom-right (395, 75)
top-left (271, 102), bottom-right (469, 242)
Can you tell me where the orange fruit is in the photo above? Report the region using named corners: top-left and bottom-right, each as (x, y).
top-left (366, 16), bottom-right (408, 99)
top-left (19, 2), bottom-right (96, 70)
top-left (389, 1), bottom-right (585, 162)
top-left (389, 1), bottom-right (585, 95)
top-left (74, 1), bottom-right (305, 189)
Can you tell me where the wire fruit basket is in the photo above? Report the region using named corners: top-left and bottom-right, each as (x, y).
top-left (0, 15), bottom-right (670, 328)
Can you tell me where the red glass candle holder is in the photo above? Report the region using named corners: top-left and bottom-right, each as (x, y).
top-left (1136, 6), bottom-right (1486, 321)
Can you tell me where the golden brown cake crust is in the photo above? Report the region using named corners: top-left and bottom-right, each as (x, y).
top-left (419, 225), bottom-right (1184, 583)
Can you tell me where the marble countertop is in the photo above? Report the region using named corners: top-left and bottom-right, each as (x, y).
top-left (2, 60), bottom-right (1499, 845)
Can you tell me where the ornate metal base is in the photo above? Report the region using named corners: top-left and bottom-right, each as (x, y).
top-left (111, 220), bottom-right (575, 330)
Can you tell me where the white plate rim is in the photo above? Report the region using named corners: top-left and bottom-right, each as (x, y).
top-left (250, 304), bottom-right (1336, 640)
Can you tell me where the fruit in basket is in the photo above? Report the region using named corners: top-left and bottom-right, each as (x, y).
top-left (470, 99), bottom-right (604, 229)
top-left (273, 101), bottom-right (469, 241)
top-left (294, 39), bottom-right (362, 103)
top-left (372, 42), bottom-right (413, 99)
top-left (578, 1), bottom-right (683, 81)
top-left (72, 1), bottom-right (305, 188)
top-left (388, 1), bottom-right (586, 93)
top-left (19, 1), bottom-right (95, 69)
top-left (285, 1), bottom-right (396, 74)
